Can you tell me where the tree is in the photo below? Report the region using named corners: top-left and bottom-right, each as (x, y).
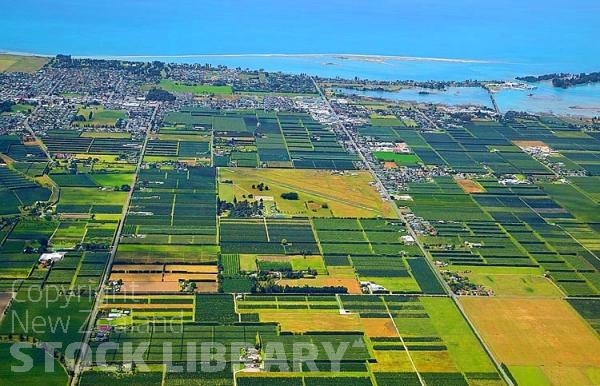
top-left (146, 88), bottom-right (176, 101)
top-left (280, 192), bottom-right (299, 200)
top-left (88, 111), bottom-right (93, 120)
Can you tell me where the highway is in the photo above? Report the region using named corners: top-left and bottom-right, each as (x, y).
top-left (70, 104), bottom-right (158, 385)
top-left (311, 78), bottom-right (514, 386)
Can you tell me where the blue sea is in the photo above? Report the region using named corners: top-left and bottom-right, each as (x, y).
top-left (1, 0), bottom-right (599, 115)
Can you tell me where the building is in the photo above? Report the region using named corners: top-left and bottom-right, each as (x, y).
top-left (38, 252), bottom-right (65, 265)
top-left (401, 235), bottom-right (416, 245)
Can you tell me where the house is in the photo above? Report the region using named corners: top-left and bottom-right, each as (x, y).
top-left (38, 252), bottom-right (65, 265)
top-left (401, 235), bottom-right (415, 245)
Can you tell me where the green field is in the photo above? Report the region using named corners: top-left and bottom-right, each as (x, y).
top-left (0, 343), bottom-right (68, 385)
top-left (0, 54), bottom-right (49, 72)
top-left (373, 151), bottom-right (422, 166)
top-left (3, 84), bottom-right (600, 386)
top-left (155, 79), bottom-right (233, 95)
top-left (73, 106), bottom-right (127, 127)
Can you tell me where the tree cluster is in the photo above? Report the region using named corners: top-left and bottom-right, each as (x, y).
top-left (251, 182), bottom-right (270, 191)
top-left (516, 72), bottom-right (600, 88)
top-left (217, 197), bottom-right (264, 217)
top-left (280, 192), bottom-right (299, 200)
top-left (255, 284), bottom-right (348, 294)
top-left (146, 88), bottom-right (176, 101)
top-left (0, 100), bottom-right (15, 114)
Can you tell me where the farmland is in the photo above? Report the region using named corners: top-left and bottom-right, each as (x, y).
top-left (218, 168), bottom-right (397, 218)
top-left (1, 58), bottom-right (600, 386)
top-left (0, 54), bottom-right (49, 72)
top-left (0, 343), bottom-right (68, 385)
top-left (460, 297), bottom-right (600, 386)
top-left (163, 108), bottom-right (359, 169)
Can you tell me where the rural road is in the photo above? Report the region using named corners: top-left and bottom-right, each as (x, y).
top-left (312, 78), bottom-right (514, 386)
top-left (70, 104), bottom-right (158, 385)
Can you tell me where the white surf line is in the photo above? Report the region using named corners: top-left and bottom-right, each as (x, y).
top-left (63, 52), bottom-right (498, 64)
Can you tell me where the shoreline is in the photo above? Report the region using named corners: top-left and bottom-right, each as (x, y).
top-left (0, 49), bottom-right (497, 64)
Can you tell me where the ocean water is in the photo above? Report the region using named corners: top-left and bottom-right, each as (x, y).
top-left (1, 0), bottom-right (598, 115)
top-left (2, 0), bottom-right (598, 78)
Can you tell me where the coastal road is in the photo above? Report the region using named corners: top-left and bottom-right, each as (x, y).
top-left (70, 105), bottom-right (158, 385)
top-left (311, 78), bottom-right (515, 386)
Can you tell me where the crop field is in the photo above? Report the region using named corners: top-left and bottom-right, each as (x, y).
top-left (80, 371), bottom-right (164, 386)
top-left (4, 100), bottom-right (600, 385)
top-left (99, 294), bottom-right (195, 323)
top-left (461, 297), bottom-right (600, 386)
top-left (0, 165), bottom-right (51, 214)
top-left (567, 298), bottom-right (600, 333)
top-left (220, 218), bottom-right (318, 255)
top-left (109, 264), bottom-right (218, 293)
top-left (363, 116), bottom-right (600, 296)
top-left (89, 323), bottom-right (280, 363)
top-left (0, 343), bottom-right (68, 385)
top-left (164, 108), bottom-right (358, 169)
top-left (233, 294), bottom-right (503, 384)
top-left (405, 174), bottom-right (600, 296)
top-left (111, 166), bottom-right (219, 291)
top-left (43, 130), bottom-right (141, 155)
top-left (449, 265), bottom-right (563, 297)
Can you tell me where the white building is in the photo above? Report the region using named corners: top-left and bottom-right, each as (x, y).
top-left (38, 252), bottom-right (66, 264)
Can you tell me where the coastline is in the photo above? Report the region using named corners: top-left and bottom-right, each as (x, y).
top-left (2, 49), bottom-right (598, 117)
top-left (0, 49), bottom-right (496, 64)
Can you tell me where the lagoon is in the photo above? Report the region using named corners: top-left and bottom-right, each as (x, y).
top-left (336, 87), bottom-right (493, 108)
top-left (336, 83), bottom-right (600, 118)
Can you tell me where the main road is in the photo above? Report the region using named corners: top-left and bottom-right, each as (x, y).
top-left (70, 104), bottom-right (158, 385)
top-left (311, 78), bottom-right (514, 386)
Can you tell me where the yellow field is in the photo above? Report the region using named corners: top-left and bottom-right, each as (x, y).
top-left (166, 265), bottom-right (219, 273)
top-left (361, 317), bottom-right (398, 337)
top-left (112, 264), bottom-right (164, 272)
top-left (411, 351), bottom-right (459, 372)
top-left (218, 168), bottom-right (397, 218)
top-left (0, 54), bottom-right (49, 73)
top-left (258, 311), bottom-right (362, 332)
top-left (80, 132), bottom-right (131, 139)
top-left (100, 303), bottom-right (190, 310)
top-left (370, 350), bottom-right (415, 372)
top-left (460, 297), bottom-right (600, 386)
top-left (451, 265), bottom-right (563, 297)
top-left (278, 266), bottom-right (361, 294)
top-left (239, 254), bottom-right (258, 271)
